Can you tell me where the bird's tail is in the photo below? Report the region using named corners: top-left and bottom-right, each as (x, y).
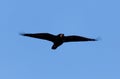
top-left (51, 45), bottom-right (58, 50)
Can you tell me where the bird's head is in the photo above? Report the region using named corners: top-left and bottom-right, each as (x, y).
top-left (58, 33), bottom-right (64, 38)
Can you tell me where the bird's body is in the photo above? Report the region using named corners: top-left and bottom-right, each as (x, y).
top-left (51, 34), bottom-right (64, 49)
top-left (21, 33), bottom-right (97, 50)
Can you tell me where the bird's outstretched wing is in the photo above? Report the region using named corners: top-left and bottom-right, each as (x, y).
top-left (21, 33), bottom-right (56, 42)
top-left (63, 35), bottom-right (97, 42)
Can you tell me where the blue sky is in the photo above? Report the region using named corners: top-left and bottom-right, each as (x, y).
top-left (0, 0), bottom-right (120, 79)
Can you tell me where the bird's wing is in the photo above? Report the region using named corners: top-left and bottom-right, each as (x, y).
top-left (21, 33), bottom-right (56, 42)
top-left (63, 35), bottom-right (97, 42)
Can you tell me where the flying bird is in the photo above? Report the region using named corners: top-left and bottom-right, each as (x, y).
top-left (21, 33), bottom-right (97, 50)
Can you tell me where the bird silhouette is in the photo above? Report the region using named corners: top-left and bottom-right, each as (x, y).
top-left (21, 33), bottom-right (97, 50)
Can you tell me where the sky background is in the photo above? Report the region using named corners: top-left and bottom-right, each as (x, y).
top-left (0, 0), bottom-right (120, 79)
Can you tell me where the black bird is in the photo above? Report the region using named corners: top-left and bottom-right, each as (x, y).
top-left (21, 33), bottom-right (97, 50)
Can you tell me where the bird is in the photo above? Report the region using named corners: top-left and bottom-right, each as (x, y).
top-left (21, 33), bottom-right (97, 50)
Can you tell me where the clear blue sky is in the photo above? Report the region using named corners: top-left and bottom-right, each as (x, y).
top-left (0, 0), bottom-right (120, 79)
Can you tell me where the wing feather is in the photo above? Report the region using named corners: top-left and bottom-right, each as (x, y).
top-left (21, 33), bottom-right (56, 42)
top-left (63, 35), bottom-right (96, 42)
